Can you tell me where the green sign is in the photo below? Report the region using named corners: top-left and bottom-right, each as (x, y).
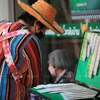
top-left (88, 22), bottom-right (100, 32)
top-left (70, 0), bottom-right (100, 11)
top-left (45, 22), bottom-right (100, 37)
top-left (69, 0), bottom-right (100, 20)
top-left (45, 23), bottom-right (82, 37)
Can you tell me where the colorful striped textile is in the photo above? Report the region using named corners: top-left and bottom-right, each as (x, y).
top-left (0, 21), bottom-right (42, 100)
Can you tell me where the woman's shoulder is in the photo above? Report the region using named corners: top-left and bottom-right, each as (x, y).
top-left (60, 71), bottom-right (75, 83)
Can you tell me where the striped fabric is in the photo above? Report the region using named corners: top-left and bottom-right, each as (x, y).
top-left (0, 21), bottom-right (42, 100)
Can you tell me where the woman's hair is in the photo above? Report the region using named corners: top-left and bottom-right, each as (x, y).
top-left (18, 11), bottom-right (36, 26)
top-left (28, 0), bottom-right (37, 5)
top-left (18, 11), bottom-right (45, 39)
top-left (48, 49), bottom-right (75, 71)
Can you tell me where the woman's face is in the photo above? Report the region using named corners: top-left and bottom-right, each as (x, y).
top-left (48, 61), bottom-right (56, 76)
top-left (29, 20), bottom-right (48, 34)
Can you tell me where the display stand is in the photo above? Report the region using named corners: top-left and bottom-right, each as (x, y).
top-left (75, 31), bottom-right (100, 90)
top-left (74, 30), bottom-right (100, 100)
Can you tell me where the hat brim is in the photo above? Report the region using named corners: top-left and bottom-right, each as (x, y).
top-left (17, 0), bottom-right (64, 34)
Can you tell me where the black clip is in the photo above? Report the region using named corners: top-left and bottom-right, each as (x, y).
top-left (93, 91), bottom-right (100, 100)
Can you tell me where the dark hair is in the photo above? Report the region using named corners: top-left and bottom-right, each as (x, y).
top-left (48, 49), bottom-right (75, 71)
top-left (18, 12), bottom-right (45, 39)
top-left (18, 11), bottom-right (36, 26)
top-left (28, 0), bottom-right (37, 5)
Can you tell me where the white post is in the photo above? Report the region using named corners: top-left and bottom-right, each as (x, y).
top-left (0, 0), bottom-right (14, 21)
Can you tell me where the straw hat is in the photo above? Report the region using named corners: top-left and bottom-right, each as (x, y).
top-left (17, 0), bottom-right (64, 34)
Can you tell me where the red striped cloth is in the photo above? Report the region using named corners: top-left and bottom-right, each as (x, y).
top-left (0, 21), bottom-right (42, 100)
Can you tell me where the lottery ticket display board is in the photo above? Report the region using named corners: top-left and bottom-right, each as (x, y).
top-left (75, 31), bottom-right (100, 90)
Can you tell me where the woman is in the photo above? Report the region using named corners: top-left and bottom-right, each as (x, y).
top-left (48, 49), bottom-right (76, 83)
top-left (0, 0), bottom-right (64, 99)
